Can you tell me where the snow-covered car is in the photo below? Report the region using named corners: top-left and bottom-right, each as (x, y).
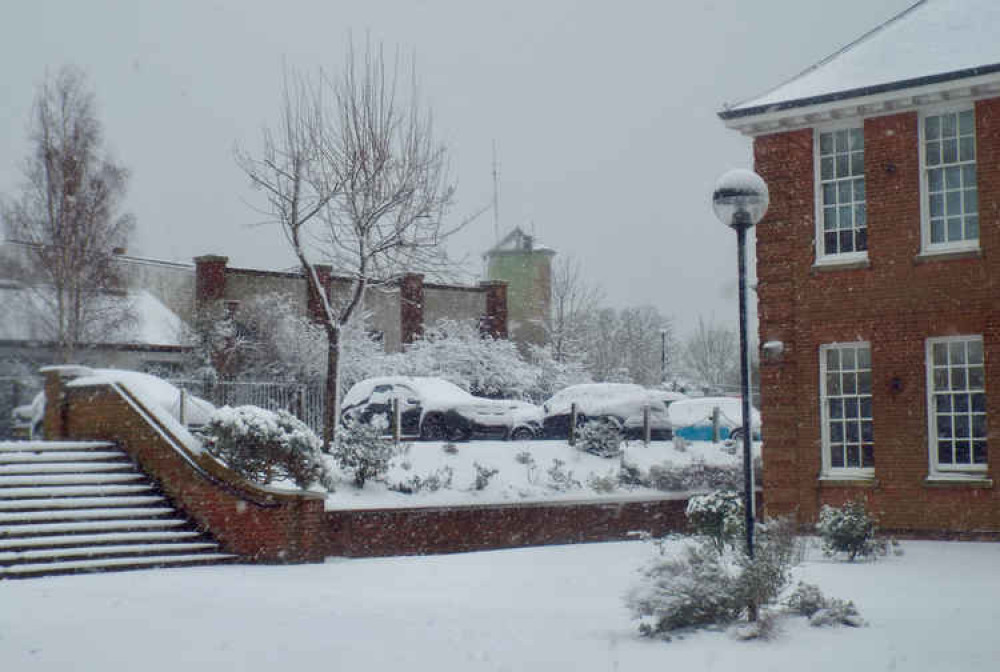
top-left (669, 396), bottom-right (761, 442)
top-left (541, 383), bottom-right (673, 440)
top-left (341, 376), bottom-right (542, 441)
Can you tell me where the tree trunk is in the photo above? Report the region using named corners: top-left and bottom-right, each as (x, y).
top-left (322, 327), bottom-right (340, 450)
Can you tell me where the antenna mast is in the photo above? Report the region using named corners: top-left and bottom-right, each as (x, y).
top-left (492, 140), bottom-right (500, 243)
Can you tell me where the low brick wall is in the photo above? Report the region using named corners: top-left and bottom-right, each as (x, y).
top-left (322, 497), bottom-right (690, 557)
top-left (42, 368), bottom-right (327, 563)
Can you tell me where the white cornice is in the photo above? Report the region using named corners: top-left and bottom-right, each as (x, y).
top-left (724, 71), bottom-right (1000, 137)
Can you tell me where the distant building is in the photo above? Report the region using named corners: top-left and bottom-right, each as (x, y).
top-left (484, 227), bottom-right (555, 348)
top-left (719, 0), bottom-right (1000, 535)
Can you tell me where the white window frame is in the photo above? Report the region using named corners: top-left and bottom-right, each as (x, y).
top-left (919, 104), bottom-right (979, 255)
top-left (925, 335), bottom-right (988, 476)
top-left (814, 123), bottom-right (868, 266)
top-left (819, 341), bottom-right (874, 479)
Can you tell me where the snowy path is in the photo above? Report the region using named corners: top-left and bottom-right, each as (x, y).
top-left (1, 539), bottom-right (998, 671)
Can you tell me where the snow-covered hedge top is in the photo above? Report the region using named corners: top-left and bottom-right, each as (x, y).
top-left (542, 383), bottom-right (667, 419)
top-left (669, 397), bottom-right (761, 430)
top-left (62, 367), bottom-right (215, 454)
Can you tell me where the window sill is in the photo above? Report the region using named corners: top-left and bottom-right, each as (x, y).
top-left (818, 474), bottom-right (877, 488)
top-left (811, 257), bottom-right (870, 273)
top-left (924, 474), bottom-right (993, 488)
top-left (915, 247), bottom-right (981, 264)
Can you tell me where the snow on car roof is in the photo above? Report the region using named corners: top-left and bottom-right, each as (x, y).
top-left (544, 383), bottom-right (664, 417)
top-left (669, 397), bottom-right (761, 429)
top-left (342, 376), bottom-right (476, 409)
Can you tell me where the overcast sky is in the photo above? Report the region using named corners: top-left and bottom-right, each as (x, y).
top-left (0, 0), bottom-right (916, 335)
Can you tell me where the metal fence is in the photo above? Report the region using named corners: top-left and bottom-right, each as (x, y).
top-left (0, 376), bottom-right (44, 439)
top-left (169, 379), bottom-right (326, 435)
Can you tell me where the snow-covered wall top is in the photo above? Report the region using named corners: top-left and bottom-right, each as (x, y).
top-left (727, 0), bottom-right (1000, 116)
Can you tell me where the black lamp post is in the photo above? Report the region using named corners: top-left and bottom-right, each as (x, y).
top-left (711, 169), bottom-right (768, 561)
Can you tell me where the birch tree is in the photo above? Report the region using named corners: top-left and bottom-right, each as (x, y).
top-left (2, 66), bottom-right (135, 362)
top-left (237, 43), bottom-right (457, 446)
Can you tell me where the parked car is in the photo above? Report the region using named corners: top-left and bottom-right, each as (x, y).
top-left (669, 396), bottom-right (761, 442)
top-left (541, 383), bottom-right (673, 440)
top-left (341, 376), bottom-right (542, 441)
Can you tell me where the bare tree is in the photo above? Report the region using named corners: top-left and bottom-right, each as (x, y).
top-left (547, 255), bottom-right (603, 364)
top-left (2, 66), bottom-right (135, 363)
top-left (683, 315), bottom-right (739, 390)
top-left (237, 43), bottom-right (458, 446)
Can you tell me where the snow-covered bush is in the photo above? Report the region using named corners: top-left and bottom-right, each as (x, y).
top-left (686, 490), bottom-right (743, 554)
top-left (627, 516), bottom-right (800, 639)
top-left (200, 405), bottom-right (331, 489)
top-left (576, 419), bottom-right (622, 458)
top-left (587, 471), bottom-right (619, 493)
top-left (816, 500), bottom-right (879, 561)
top-left (333, 417), bottom-right (395, 488)
top-left (784, 581), bottom-right (865, 627)
top-left (388, 466), bottom-right (454, 494)
top-left (472, 462), bottom-right (499, 490)
top-left (546, 458), bottom-right (581, 491)
top-left (645, 460), bottom-right (743, 492)
top-left (515, 450), bottom-right (538, 483)
top-left (627, 542), bottom-right (740, 638)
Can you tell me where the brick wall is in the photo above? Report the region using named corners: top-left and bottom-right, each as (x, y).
top-left (753, 98), bottom-right (1000, 534)
top-left (43, 369), bottom-right (328, 563)
top-left (322, 497), bottom-right (689, 557)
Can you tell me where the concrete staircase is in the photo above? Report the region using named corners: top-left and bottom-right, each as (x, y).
top-left (0, 441), bottom-right (238, 579)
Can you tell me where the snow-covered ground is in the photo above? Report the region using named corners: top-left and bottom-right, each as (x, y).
top-left (1, 538), bottom-right (998, 671)
top-left (323, 437), bottom-right (750, 510)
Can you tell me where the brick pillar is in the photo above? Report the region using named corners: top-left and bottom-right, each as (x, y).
top-left (306, 264), bottom-right (333, 323)
top-left (479, 281), bottom-right (508, 339)
top-left (400, 273), bottom-right (425, 345)
top-left (194, 255), bottom-right (229, 310)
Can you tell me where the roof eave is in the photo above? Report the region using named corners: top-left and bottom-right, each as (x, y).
top-left (720, 66), bottom-right (1000, 137)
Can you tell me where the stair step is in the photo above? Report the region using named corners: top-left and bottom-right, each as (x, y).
top-left (0, 530), bottom-right (201, 550)
top-left (0, 496), bottom-right (167, 512)
top-left (0, 541), bottom-right (221, 564)
top-left (0, 462), bottom-right (135, 475)
top-left (0, 484), bottom-right (154, 499)
top-left (0, 441), bottom-right (113, 453)
top-left (0, 473), bottom-right (145, 487)
top-left (0, 553), bottom-right (239, 578)
top-left (0, 517), bottom-right (188, 536)
top-left (0, 451), bottom-right (130, 464)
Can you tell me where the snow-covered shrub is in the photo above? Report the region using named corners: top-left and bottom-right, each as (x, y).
top-left (816, 500), bottom-right (879, 561)
top-left (442, 442), bottom-right (459, 455)
top-left (333, 416), bottom-right (395, 488)
top-left (785, 582), bottom-right (827, 617)
top-left (686, 490), bottom-right (743, 554)
top-left (587, 471), bottom-right (618, 493)
top-left (546, 458), bottom-right (581, 491)
top-left (388, 466), bottom-right (454, 494)
top-left (809, 598), bottom-right (865, 628)
top-left (618, 460), bottom-right (643, 488)
top-left (627, 516), bottom-right (801, 639)
top-left (627, 542), bottom-right (740, 638)
top-left (645, 460), bottom-right (743, 492)
top-left (576, 419), bottom-right (622, 458)
top-left (472, 462), bottom-right (499, 491)
top-left (201, 405), bottom-right (331, 489)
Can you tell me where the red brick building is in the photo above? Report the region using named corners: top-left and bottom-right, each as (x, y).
top-left (720, 0), bottom-right (1000, 534)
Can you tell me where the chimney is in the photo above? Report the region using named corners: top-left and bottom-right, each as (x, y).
top-left (479, 280), bottom-right (508, 339)
top-left (307, 264), bottom-right (333, 323)
top-left (194, 255), bottom-right (229, 310)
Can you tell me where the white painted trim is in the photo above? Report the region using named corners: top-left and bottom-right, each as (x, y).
top-left (726, 72), bottom-right (1000, 137)
top-left (918, 104), bottom-right (980, 255)
top-left (925, 335), bottom-right (988, 476)
top-left (813, 123), bottom-right (869, 265)
top-left (819, 341), bottom-right (875, 478)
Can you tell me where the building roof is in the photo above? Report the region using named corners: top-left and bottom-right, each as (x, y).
top-left (721, 0), bottom-right (1000, 129)
top-left (0, 286), bottom-right (187, 348)
top-left (483, 226), bottom-right (556, 258)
